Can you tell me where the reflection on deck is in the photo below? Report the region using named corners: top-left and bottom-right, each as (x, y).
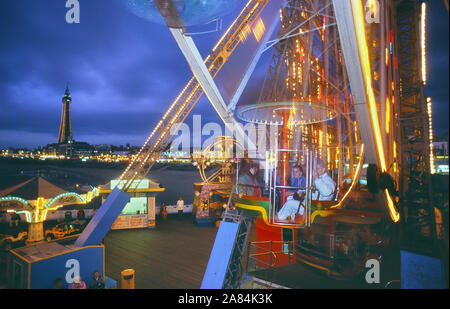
top-left (104, 214), bottom-right (218, 288)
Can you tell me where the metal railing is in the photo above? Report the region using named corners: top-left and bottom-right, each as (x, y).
top-left (246, 240), bottom-right (296, 273)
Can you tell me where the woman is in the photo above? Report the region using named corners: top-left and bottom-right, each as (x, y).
top-left (238, 160), bottom-right (261, 197)
top-left (161, 202), bottom-right (168, 221)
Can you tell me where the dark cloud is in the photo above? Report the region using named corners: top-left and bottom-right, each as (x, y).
top-left (424, 0), bottom-right (449, 137)
top-left (0, 0), bottom-right (244, 148)
top-left (0, 0), bottom-right (447, 149)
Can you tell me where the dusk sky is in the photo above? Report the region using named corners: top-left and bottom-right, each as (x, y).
top-left (0, 0), bottom-right (448, 149)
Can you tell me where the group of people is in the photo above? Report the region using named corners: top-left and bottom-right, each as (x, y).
top-left (236, 158), bottom-right (336, 223)
top-left (277, 159), bottom-right (336, 222)
top-left (53, 271), bottom-right (105, 289)
top-left (160, 159), bottom-right (336, 224)
top-left (159, 196), bottom-right (185, 221)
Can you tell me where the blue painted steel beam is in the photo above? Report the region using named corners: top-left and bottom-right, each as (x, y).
top-left (75, 187), bottom-right (130, 247)
top-left (201, 221), bottom-right (240, 289)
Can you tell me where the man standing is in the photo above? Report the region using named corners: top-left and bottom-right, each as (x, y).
top-left (177, 196), bottom-right (185, 219)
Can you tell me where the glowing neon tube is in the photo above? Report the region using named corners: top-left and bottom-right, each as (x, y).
top-left (350, 0), bottom-right (400, 222)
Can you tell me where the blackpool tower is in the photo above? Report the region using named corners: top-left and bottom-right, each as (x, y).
top-left (57, 85), bottom-right (73, 144)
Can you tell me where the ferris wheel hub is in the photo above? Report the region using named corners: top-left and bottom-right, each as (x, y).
top-left (236, 101), bottom-right (337, 126)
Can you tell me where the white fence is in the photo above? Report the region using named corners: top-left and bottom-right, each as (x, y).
top-left (0, 204), bottom-right (193, 223)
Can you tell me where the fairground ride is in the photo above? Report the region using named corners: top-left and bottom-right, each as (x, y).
top-left (114, 0), bottom-right (444, 287)
top-left (50, 0), bottom-right (446, 288)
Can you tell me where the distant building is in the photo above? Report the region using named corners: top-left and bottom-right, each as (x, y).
top-left (112, 151), bottom-right (130, 156)
top-left (44, 140), bottom-right (93, 157)
top-left (45, 85), bottom-right (93, 156)
top-left (433, 139), bottom-right (449, 175)
top-left (58, 85), bottom-right (73, 144)
top-left (433, 141), bottom-right (448, 156)
top-left (92, 144), bottom-right (113, 152)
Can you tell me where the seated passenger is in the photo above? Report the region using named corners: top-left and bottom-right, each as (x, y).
top-left (69, 276), bottom-right (87, 289)
top-left (312, 160), bottom-right (336, 201)
top-left (287, 165), bottom-right (306, 196)
top-left (277, 192), bottom-right (305, 222)
top-left (89, 270), bottom-right (106, 289)
top-left (238, 160), bottom-right (261, 197)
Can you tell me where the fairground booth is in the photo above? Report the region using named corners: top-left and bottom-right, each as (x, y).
top-left (98, 178), bottom-right (164, 229)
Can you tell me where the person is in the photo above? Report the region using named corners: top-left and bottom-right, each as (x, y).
top-left (312, 160), bottom-right (336, 201)
top-left (9, 212), bottom-right (20, 237)
top-left (287, 165), bottom-right (306, 196)
top-left (277, 192), bottom-right (305, 222)
top-left (238, 160), bottom-right (261, 197)
top-left (89, 270), bottom-right (105, 289)
top-left (177, 196), bottom-right (184, 219)
top-left (65, 211), bottom-right (73, 224)
top-left (53, 277), bottom-right (65, 289)
top-left (69, 276), bottom-right (87, 289)
top-left (434, 207), bottom-right (443, 240)
top-left (9, 212), bottom-right (20, 228)
top-left (77, 208), bottom-right (85, 220)
top-left (160, 202), bottom-right (168, 221)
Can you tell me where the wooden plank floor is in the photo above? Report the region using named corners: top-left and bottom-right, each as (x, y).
top-left (104, 214), bottom-right (218, 289)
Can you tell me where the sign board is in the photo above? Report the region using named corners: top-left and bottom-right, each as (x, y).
top-left (147, 197), bottom-right (155, 228)
top-left (110, 179), bottom-right (149, 190)
top-left (111, 214), bottom-right (148, 230)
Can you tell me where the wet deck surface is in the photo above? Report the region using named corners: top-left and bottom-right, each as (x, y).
top-left (104, 214), bottom-right (218, 289)
top-left (104, 215), bottom-right (386, 289)
top-left (1, 215), bottom-right (396, 289)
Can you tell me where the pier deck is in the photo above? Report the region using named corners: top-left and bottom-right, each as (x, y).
top-left (104, 214), bottom-right (218, 289)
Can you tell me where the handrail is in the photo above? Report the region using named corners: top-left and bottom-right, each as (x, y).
top-left (235, 183), bottom-right (312, 194)
top-left (249, 251), bottom-right (293, 259)
top-left (247, 251), bottom-right (278, 269)
top-left (246, 240), bottom-right (296, 272)
top-left (247, 255), bottom-right (276, 269)
top-left (251, 240), bottom-right (296, 245)
top-left (384, 280), bottom-right (400, 289)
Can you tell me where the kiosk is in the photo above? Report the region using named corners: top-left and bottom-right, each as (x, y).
top-left (99, 179), bottom-right (164, 230)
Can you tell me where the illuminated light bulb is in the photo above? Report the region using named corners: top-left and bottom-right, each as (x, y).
top-left (421, 2), bottom-right (427, 84)
top-left (425, 97), bottom-right (435, 174)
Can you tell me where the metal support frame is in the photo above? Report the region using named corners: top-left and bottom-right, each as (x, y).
top-left (118, 0), bottom-right (270, 190)
top-left (222, 210), bottom-right (253, 289)
top-left (168, 27), bottom-right (261, 159)
top-left (228, 0), bottom-right (285, 111)
top-left (257, 0), bottom-right (353, 175)
top-left (394, 0), bottom-right (437, 246)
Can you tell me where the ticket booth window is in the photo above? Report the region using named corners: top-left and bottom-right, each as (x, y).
top-left (122, 197), bottom-right (147, 215)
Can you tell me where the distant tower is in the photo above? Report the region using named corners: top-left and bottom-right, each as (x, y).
top-left (57, 84), bottom-right (73, 144)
